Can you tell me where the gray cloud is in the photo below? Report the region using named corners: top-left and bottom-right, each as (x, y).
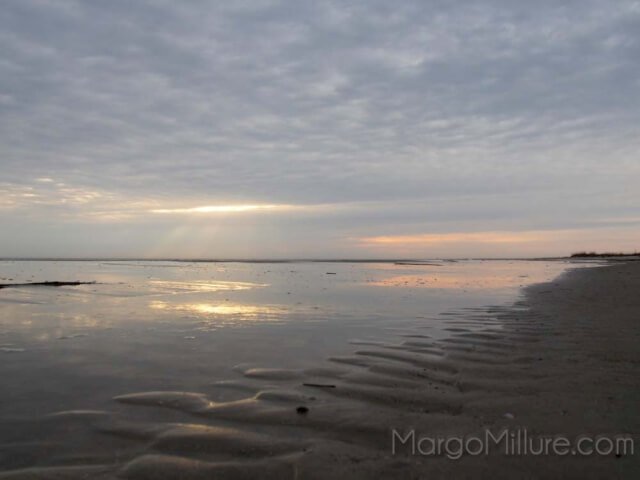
top-left (0, 0), bottom-right (639, 257)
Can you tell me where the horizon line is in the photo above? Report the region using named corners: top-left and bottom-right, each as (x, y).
top-left (0, 256), bottom-right (575, 263)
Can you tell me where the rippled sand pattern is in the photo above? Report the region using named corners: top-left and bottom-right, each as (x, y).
top-left (0, 300), bottom-right (570, 479)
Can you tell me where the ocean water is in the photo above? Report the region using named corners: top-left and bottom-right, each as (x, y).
top-left (0, 259), bottom-right (589, 411)
top-left (0, 259), bottom-right (598, 473)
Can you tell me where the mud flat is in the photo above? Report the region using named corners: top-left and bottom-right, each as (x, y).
top-left (0, 262), bottom-right (638, 478)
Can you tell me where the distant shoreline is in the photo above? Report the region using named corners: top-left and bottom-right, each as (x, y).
top-left (0, 256), bottom-right (597, 263)
top-left (570, 251), bottom-right (640, 258)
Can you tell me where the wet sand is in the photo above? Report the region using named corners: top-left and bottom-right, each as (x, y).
top-left (0, 261), bottom-right (638, 478)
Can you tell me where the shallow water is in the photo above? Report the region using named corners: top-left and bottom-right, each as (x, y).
top-left (0, 259), bottom-right (599, 475)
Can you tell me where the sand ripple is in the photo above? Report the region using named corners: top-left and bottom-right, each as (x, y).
top-left (4, 288), bottom-right (620, 479)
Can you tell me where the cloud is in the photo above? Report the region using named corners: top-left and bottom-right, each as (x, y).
top-left (0, 0), bottom-right (639, 257)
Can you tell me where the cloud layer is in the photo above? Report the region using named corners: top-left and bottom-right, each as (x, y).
top-left (1, 0), bottom-right (639, 257)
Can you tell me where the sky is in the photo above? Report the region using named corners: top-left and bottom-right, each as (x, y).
top-left (1, 0), bottom-right (639, 259)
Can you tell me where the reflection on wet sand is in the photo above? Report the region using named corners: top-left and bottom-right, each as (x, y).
top-left (369, 262), bottom-right (566, 290)
top-left (0, 259), bottom-right (605, 478)
top-left (149, 301), bottom-right (283, 318)
top-left (149, 280), bottom-right (267, 294)
top-left (370, 274), bottom-right (533, 289)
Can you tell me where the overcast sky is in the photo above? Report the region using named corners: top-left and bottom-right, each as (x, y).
top-left (1, 0), bottom-right (639, 258)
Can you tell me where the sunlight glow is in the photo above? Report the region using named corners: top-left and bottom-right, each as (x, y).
top-left (149, 280), bottom-right (266, 293)
top-left (151, 204), bottom-right (288, 214)
top-left (149, 301), bottom-right (281, 317)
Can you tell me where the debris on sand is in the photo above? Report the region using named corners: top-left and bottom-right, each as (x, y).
top-left (0, 281), bottom-right (96, 289)
top-left (394, 262), bottom-right (442, 266)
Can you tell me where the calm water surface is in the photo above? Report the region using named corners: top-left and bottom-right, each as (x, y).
top-left (0, 260), bottom-right (593, 420)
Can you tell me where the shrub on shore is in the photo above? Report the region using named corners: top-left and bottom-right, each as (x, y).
top-left (570, 251), bottom-right (640, 258)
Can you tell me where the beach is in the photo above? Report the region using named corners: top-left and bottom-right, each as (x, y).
top-left (0, 260), bottom-right (637, 478)
top-left (3, 0), bottom-right (638, 477)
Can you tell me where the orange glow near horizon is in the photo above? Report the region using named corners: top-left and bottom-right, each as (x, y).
top-left (359, 231), bottom-right (542, 246)
top-left (355, 227), bottom-right (640, 257)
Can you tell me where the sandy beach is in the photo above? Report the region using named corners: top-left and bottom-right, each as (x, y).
top-left (0, 260), bottom-right (637, 479)
top-left (3, 0), bottom-right (639, 476)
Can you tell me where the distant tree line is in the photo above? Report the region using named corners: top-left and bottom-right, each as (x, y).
top-left (570, 251), bottom-right (640, 258)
